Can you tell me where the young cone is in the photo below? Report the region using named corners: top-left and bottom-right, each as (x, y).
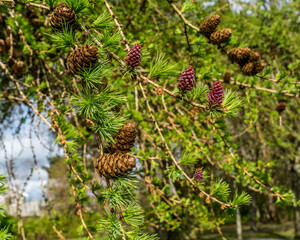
top-left (208, 81), bottom-right (224, 106)
top-left (49, 4), bottom-right (77, 31)
top-left (210, 29), bottom-right (232, 45)
top-left (194, 168), bottom-right (204, 182)
top-left (200, 15), bottom-right (221, 37)
top-left (66, 44), bottom-right (99, 75)
top-left (177, 66), bottom-right (195, 92)
top-left (96, 153), bottom-right (136, 179)
top-left (109, 122), bottom-right (137, 153)
top-left (125, 44), bottom-right (142, 68)
top-left (228, 47), bottom-right (251, 66)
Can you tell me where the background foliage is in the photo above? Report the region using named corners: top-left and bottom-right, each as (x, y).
top-left (0, 0), bottom-right (299, 239)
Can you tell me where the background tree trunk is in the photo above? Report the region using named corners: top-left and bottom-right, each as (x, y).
top-left (236, 205), bottom-right (243, 240)
top-left (291, 148), bottom-right (300, 239)
top-left (250, 192), bottom-right (257, 232)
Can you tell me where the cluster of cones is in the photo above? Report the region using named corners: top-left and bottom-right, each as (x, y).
top-left (47, 6), bottom-right (139, 179)
top-left (199, 15), bottom-right (264, 76)
top-left (200, 15), bottom-right (232, 45)
top-left (48, 4), bottom-right (91, 75)
top-left (228, 47), bottom-right (264, 76)
top-left (177, 66), bottom-right (225, 107)
top-left (65, 43), bottom-right (143, 76)
top-left (48, 4), bottom-right (143, 75)
top-left (96, 123), bottom-right (137, 179)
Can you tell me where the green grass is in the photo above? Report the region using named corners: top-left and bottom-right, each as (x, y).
top-left (200, 222), bottom-right (294, 240)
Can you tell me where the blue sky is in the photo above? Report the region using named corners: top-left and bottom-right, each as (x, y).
top-left (0, 105), bottom-right (63, 201)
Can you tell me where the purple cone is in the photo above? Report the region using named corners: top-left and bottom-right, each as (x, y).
top-left (125, 43), bottom-right (142, 68)
top-left (177, 66), bottom-right (195, 92)
top-left (208, 81), bottom-right (224, 106)
top-left (194, 168), bottom-right (204, 182)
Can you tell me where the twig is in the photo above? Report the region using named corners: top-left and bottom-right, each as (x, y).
top-left (215, 78), bottom-right (299, 97)
top-left (8, 10), bottom-right (33, 56)
top-left (103, 0), bottom-right (130, 51)
top-left (167, 0), bottom-right (199, 32)
top-left (209, 119), bottom-right (283, 198)
top-left (139, 82), bottom-right (230, 207)
top-left (71, 185), bottom-right (94, 239)
top-left (183, 24), bottom-right (193, 65)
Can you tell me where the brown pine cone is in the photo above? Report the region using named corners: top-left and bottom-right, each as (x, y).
top-left (276, 101), bottom-right (286, 113)
top-left (223, 70), bottom-right (231, 83)
top-left (242, 61), bottom-right (264, 76)
top-left (49, 4), bottom-right (77, 31)
top-left (109, 122), bottom-right (137, 153)
top-left (11, 61), bottom-right (24, 77)
top-left (228, 47), bottom-right (251, 66)
top-left (66, 44), bottom-right (99, 75)
top-left (199, 15), bottom-right (221, 37)
top-left (96, 152), bottom-right (136, 178)
top-left (209, 29), bottom-right (232, 45)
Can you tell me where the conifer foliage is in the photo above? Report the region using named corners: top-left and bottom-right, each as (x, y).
top-left (0, 0), bottom-right (298, 239)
